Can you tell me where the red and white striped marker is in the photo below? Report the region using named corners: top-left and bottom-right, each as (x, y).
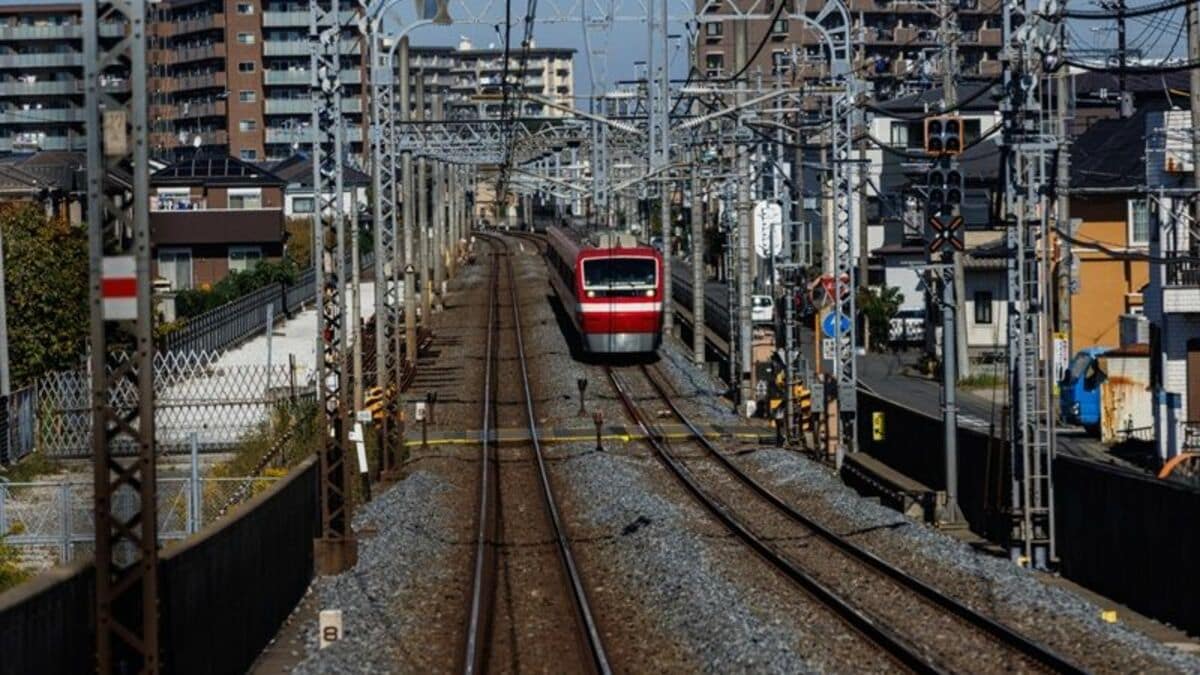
top-left (101, 256), bottom-right (137, 321)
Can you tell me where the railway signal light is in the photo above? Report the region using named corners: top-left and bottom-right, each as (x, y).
top-left (926, 158), bottom-right (964, 214)
top-left (924, 115), bottom-right (964, 157)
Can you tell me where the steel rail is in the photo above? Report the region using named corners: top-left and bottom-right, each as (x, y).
top-left (637, 363), bottom-right (1090, 675)
top-left (605, 365), bottom-right (938, 675)
top-left (463, 233), bottom-right (612, 674)
top-left (502, 234), bottom-right (612, 675)
top-left (462, 237), bottom-right (502, 675)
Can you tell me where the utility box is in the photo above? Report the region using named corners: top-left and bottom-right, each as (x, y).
top-left (1098, 345), bottom-right (1153, 444)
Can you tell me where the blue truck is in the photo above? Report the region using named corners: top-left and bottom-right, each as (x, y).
top-left (1059, 347), bottom-right (1112, 430)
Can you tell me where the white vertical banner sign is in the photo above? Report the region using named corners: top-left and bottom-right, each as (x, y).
top-left (753, 201), bottom-right (783, 259)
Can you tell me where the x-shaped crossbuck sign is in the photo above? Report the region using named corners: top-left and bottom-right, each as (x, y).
top-left (928, 215), bottom-right (965, 253)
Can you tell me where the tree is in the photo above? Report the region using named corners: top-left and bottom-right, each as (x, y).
top-left (857, 284), bottom-right (904, 353)
top-left (0, 203), bottom-right (88, 385)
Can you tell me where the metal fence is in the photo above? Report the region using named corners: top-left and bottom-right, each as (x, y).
top-left (0, 473), bottom-right (283, 568)
top-left (36, 350), bottom-right (316, 458)
top-left (162, 251), bottom-right (372, 356)
top-left (162, 270), bottom-right (316, 355)
top-left (0, 385), bottom-right (35, 465)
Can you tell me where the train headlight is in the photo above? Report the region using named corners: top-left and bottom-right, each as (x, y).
top-left (586, 291), bottom-right (595, 298)
top-left (644, 289), bottom-right (654, 297)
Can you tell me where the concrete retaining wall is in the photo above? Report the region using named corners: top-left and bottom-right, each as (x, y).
top-left (0, 457), bottom-right (318, 674)
top-left (1055, 456), bottom-right (1200, 636)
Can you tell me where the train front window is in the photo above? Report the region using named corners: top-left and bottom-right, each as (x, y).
top-left (582, 258), bottom-right (657, 297)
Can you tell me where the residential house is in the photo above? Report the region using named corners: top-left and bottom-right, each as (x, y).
top-left (1141, 108), bottom-right (1200, 459)
top-left (1067, 107), bottom-right (1156, 353)
top-left (150, 154), bottom-right (286, 290)
top-left (266, 152), bottom-right (369, 218)
top-left (0, 150), bottom-right (85, 223)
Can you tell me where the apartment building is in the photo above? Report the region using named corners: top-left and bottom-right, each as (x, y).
top-left (0, 4), bottom-right (126, 153)
top-left (0, 3), bottom-right (576, 162)
top-left (694, 0), bottom-right (1003, 98)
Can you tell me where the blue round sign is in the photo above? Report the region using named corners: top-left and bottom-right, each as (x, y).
top-left (822, 312), bottom-right (852, 338)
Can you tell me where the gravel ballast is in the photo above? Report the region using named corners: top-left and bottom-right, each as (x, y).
top-left (744, 447), bottom-right (1200, 673)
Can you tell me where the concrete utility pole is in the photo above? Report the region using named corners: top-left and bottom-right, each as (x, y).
top-left (735, 18), bottom-right (754, 412)
top-left (691, 143), bottom-right (706, 365)
top-left (1056, 62), bottom-right (1072, 353)
top-left (350, 195), bottom-right (363, 413)
top-left (0, 225), bottom-right (10, 398)
top-left (939, 0), bottom-right (964, 523)
top-left (432, 93), bottom-right (446, 304)
top-left (399, 37), bottom-right (418, 364)
top-left (1189, 0), bottom-right (1200, 223)
top-left (416, 73), bottom-right (432, 325)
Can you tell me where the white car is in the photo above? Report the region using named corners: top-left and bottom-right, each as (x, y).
top-left (751, 295), bottom-right (774, 324)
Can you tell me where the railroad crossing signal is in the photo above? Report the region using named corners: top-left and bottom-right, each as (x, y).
top-left (928, 215), bottom-right (964, 253)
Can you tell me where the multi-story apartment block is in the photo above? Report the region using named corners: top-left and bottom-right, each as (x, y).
top-left (0, 4), bottom-right (126, 153)
top-left (0, 3), bottom-right (575, 161)
top-left (694, 0), bottom-right (1003, 99)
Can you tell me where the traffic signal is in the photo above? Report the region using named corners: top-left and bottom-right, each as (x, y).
top-left (926, 157), bottom-right (964, 213)
top-left (924, 115), bottom-right (963, 156)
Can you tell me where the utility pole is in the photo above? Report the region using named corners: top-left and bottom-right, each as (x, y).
top-left (432, 93), bottom-right (446, 305)
top-left (0, 225), bottom-right (10, 398)
top-left (647, 0), bottom-right (672, 337)
top-left (416, 73), bottom-right (432, 326)
top-left (1189, 0), bottom-right (1200, 223)
top-left (691, 141), bottom-right (706, 365)
top-left (939, 0), bottom-right (964, 523)
top-left (350, 195), bottom-right (363, 413)
top-left (1056, 59), bottom-right (1072, 354)
top-left (735, 18), bottom-right (754, 412)
top-left (399, 37), bottom-right (418, 367)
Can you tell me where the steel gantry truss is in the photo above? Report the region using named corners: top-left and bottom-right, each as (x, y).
top-left (1001, 0), bottom-right (1060, 569)
top-left (310, 0), bottom-right (357, 573)
top-left (85, 2), bottom-right (160, 672)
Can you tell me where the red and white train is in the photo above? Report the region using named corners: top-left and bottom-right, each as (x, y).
top-left (545, 226), bottom-right (664, 354)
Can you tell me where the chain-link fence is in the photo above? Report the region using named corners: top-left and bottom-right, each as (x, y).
top-left (0, 473), bottom-right (283, 570)
top-left (35, 350), bottom-right (316, 458)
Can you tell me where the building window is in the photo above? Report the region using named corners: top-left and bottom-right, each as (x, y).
top-left (240, 149), bottom-right (258, 161)
top-left (772, 19), bottom-right (788, 34)
top-left (704, 21), bottom-right (723, 37)
top-left (158, 248), bottom-right (193, 291)
top-left (889, 121), bottom-right (909, 147)
top-left (229, 246), bottom-right (263, 273)
top-left (1128, 198), bottom-right (1150, 245)
top-left (293, 196), bottom-right (315, 214)
top-left (228, 188), bottom-right (263, 210)
top-left (239, 90), bottom-right (256, 103)
top-left (239, 119), bottom-right (257, 132)
top-left (771, 50), bottom-right (788, 73)
top-left (238, 61), bottom-right (256, 73)
top-left (237, 32), bottom-right (256, 45)
top-left (705, 53), bottom-right (724, 77)
top-left (237, 3), bottom-right (254, 14)
top-left (974, 291), bottom-right (993, 324)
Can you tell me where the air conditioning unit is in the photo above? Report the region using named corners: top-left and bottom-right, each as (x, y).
top-left (1119, 313), bottom-right (1149, 348)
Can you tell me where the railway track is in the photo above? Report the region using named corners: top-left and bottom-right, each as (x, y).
top-left (463, 234), bottom-right (611, 675)
top-left (605, 363), bottom-right (1089, 675)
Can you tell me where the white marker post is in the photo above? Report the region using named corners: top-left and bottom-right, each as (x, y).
top-left (318, 609), bottom-right (343, 649)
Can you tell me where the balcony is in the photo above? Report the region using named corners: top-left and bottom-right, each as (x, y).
top-left (0, 52), bottom-right (83, 69)
top-left (0, 24), bottom-right (81, 40)
top-left (266, 126), bottom-right (363, 144)
top-left (262, 10), bottom-right (356, 27)
top-left (165, 13), bottom-right (225, 37)
top-left (0, 107), bottom-right (84, 124)
top-left (170, 71), bottom-right (227, 93)
top-left (978, 28), bottom-right (1002, 46)
top-left (168, 43), bottom-right (226, 65)
top-left (264, 68), bottom-right (361, 86)
top-left (1164, 259), bottom-right (1200, 312)
top-left (0, 80), bottom-right (83, 96)
top-left (179, 100), bottom-right (226, 119)
top-left (263, 40), bottom-right (361, 57)
top-left (0, 134), bottom-right (78, 152)
top-left (265, 98), bottom-right (362, 115)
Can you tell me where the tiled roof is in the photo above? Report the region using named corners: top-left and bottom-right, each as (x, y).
top-left (153, 154), bottom-right (285, 186)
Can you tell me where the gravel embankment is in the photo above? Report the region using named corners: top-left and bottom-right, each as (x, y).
top-left (744, 448), bottom-right (1200, 674)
